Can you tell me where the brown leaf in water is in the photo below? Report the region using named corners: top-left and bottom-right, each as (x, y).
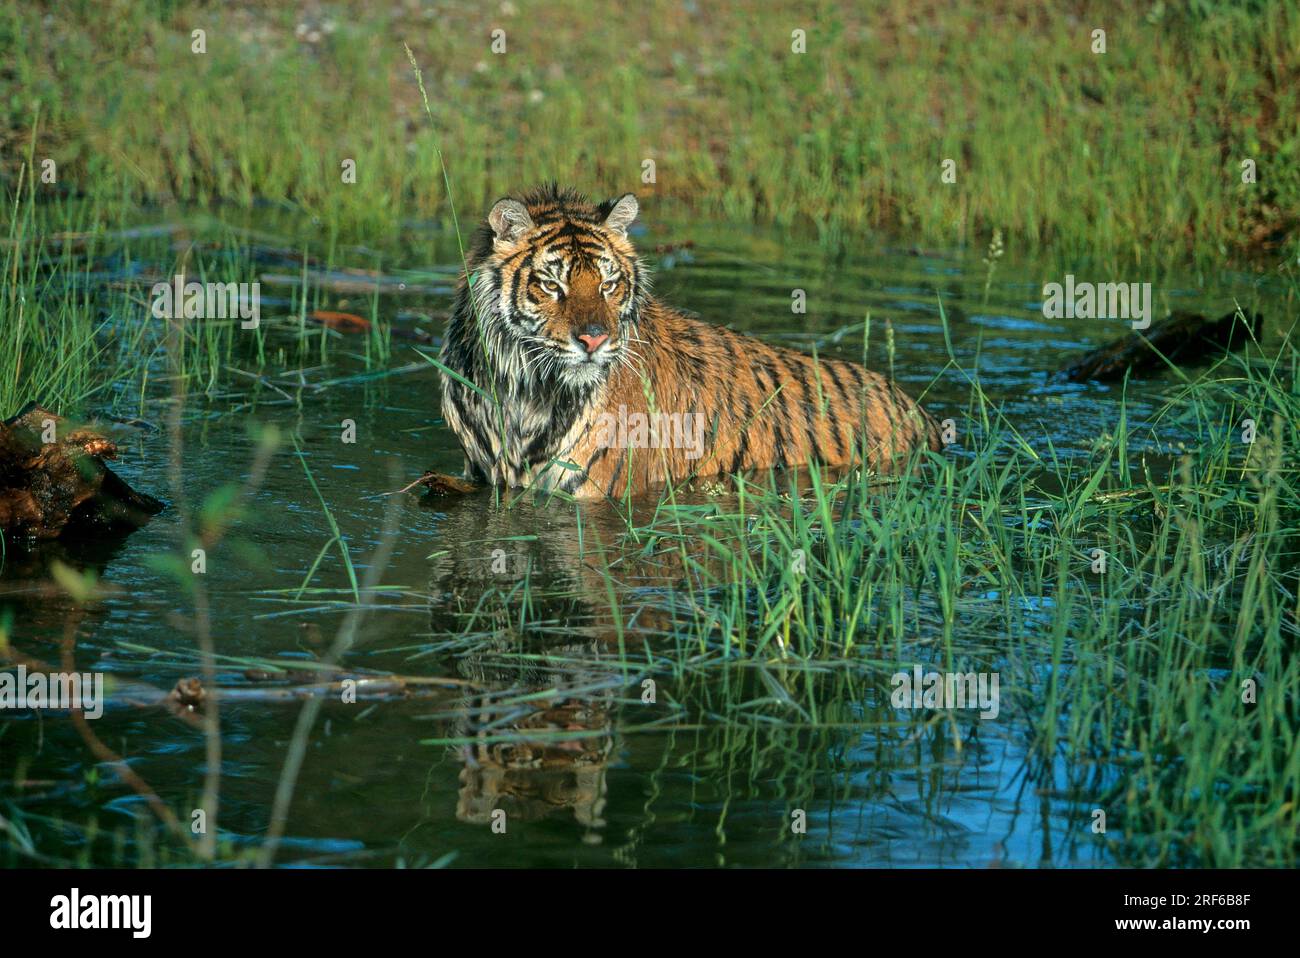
top-left (383, 470), bottom-right (482, 498)
top-left (309, 309), bottom-right (371, 333)
top-left (417, 470), bottom-right (481, 496)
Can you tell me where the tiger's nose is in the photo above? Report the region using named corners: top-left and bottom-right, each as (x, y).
top-left (576, 324), bottom-right (609, 353)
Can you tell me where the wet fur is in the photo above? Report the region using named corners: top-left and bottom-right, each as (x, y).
top-left (439, 184), bottom-right (941, 499)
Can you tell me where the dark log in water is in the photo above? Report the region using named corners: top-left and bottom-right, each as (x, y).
top-left (0, 403), bottom-right (164, 541)
top-left (1061, 310), bottom-right (1263, 382)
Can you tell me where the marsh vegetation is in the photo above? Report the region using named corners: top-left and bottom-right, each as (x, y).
top-left (0, 1), bottom-right (1296, 868)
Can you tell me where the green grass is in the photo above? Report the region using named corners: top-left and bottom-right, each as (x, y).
top-left (646, 348), bottom-right (1299, 866)
top-left (0, 178), bottom-right (404, 418)
top-left (2, 0), bottom-right (1297, 264)
top-left (652, 354), bottom-right (1298, 865)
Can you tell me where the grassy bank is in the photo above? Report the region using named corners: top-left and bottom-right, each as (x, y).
top-left (3, 0), bottom-right (1298, 263)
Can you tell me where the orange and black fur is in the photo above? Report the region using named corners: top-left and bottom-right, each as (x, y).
top-left (439, 185), bottom-right (941, 499)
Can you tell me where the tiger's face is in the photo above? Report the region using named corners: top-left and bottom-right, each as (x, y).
top-left (473, 190), bottom-right (643, 390)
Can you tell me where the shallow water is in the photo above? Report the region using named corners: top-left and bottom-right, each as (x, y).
top-left (0, 213), bottom-right (1290, 867)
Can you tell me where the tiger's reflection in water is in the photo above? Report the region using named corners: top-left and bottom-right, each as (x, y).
top-left (420, 467), bottom-right (875, 833)
top-left (452, 637), bottom-right (616, 832)
top-left (423, 491), bottom-right (669, 835)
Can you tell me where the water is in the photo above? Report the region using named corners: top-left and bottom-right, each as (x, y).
top-left (0, 214), bottom-right (1289, 867)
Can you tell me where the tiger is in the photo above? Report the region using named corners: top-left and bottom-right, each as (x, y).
top-left (438, 184), bottom-right (942, 500)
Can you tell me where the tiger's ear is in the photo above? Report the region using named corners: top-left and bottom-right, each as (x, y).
top-left (603, 193), bottom-right (638, 236)
top-left (488, 198), bottom-right (534, 247)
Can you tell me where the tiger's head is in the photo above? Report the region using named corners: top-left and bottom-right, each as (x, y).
top-left (465, 185), bottom-right (647, 391)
